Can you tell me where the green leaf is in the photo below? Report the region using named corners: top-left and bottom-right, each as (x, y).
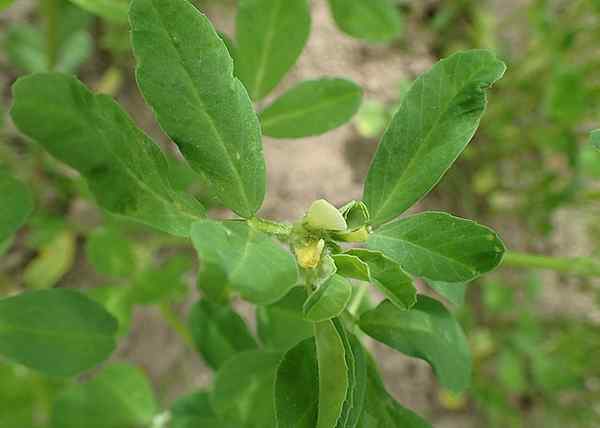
top-left (189, 299), bottom-right (258, 369)
top-left (363, 50), bottom-right (506, 225)
top-left (191, 220), bottom-right (298, 305)
top-left (275, 338), bottom-right (319, 428)
top-left (315, 320), bottom-right (349, 428)
top-left (86, 227), bottom-right (136, 278)
top-left (257, 287), bottom-right (314, 350)
top-left (130, 256), bottom-right (191, 304)
top-left (212, 350), bottom-right (282, 427)
top-left (339, 200), bottom-right (370, 230)
top-left (52, 363), bottom-right (157, 428)
top-left (345, 249), bottom-right (417, 310)
top-left (0, 289), bottom-right (117, 376)
top-left (236, 0), bottom-right (311, 100)
top-left (303, 274), bottom-right (353, 322)
top-left (368, 211), bottom-right (505, 282)
top-left (23, 229), bottom-right (76, 289)
top-left (130, 0), bottom-right (266, 218)
top-left (0, 173), bottom-right (33, 242)
top-left (359, 296), bottom-right (471, 392)
top-left (55, 30), bottom-right (93, 73)
top-left (68, 0), bottom-right (128, 22)
top-left (358, 356), bottom-right (432, 428)
top-left (426, 280), bottom-right (467, 307)
top-left (260, 78), bottom-right (363, 138)
top-left (0, 0), bottom-right (15, 11)
top-left (590, 129), bottom-right (600, 151)
top-left (171, 391), bottom-right (235, 428)
top-left (327, 0), bottom-right (403, 43)
top-left (10, 73), bottom-right (205, 236)
top-left (332, 253), bottom-right (371, 281)
top-left (87, 285), bottom-right (134, 336)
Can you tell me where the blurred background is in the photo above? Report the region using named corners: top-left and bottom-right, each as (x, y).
top-left (1, 0), bottom-right (600, 427)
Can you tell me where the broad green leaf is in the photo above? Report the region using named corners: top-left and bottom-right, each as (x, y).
top-left (68, 0), bottom-right (128, 22)
top-left (171, 391), bottom-right (235, 428)
top-left (236, 0), bottom-right (311, 100)
top-left (333, 253), bottom-right (371, 281)
top-left (23, 229), bottom-right (76, 289)
top-left (315, 320), bottom-right (349, 428)
top-left (130, 256), bottom-right (191, 304)
top-left (52, 363), bottom-right (157, 428)
top-left (346, 249), bottom-right (417, 310)
top-left (189, 299), bottom-right (258, 369)
top-left (0, 173), bottom-right (33, 242)
top-left (426, 280), bottom-right (467, 307)
top-left (305, 199), bottom-right (348, 231)
top-left (591, 129), bottom-right (600, 151)
top-left (131, 0), bottom-right (266, 218)
top-left (87, 285), bottom-right (134, 336)
top-left (11, 73), bottom-right (205, 236)
top-left (327, 0), bottom-right (403, 43)
top-left (0, 289), bottom-right (117, 376)
top-left (357, 356), bottom-right (432, 428)
top-left (191, 220), bottom-right (298, 305)
top-left (359, 296), bottom-right (471, 392)
top-left (0, 0), bottom-right (15, 11)
top-left (212, 350), bottom-right (282, 427)
top-left (275, 338), bottom-right (319, 428)
top-left (260, 78), bottom-right (363, 138)
top-left (256, 287), bottom-right (314, 350)
top-left (368, 211), bottom-right (505, 282)
top-left (363, 50), bottom-right (506, 225)
top-left (304, 274), bottom-right (353, 322)
top-left (333, 320), bottom-right (367, 428)
top-left (86, 227), bottom-right (135, 278)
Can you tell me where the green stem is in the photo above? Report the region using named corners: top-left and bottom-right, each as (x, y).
top-left (248, 217), bottom-right (292, 238)
top-left (159, 303), bottom-right (195, 350)
top-left (502, 251), bottom-right (600, 277)
top-left (42, 0), bottom-right (59, 71)
top-left (348, 285), bottom-right (368, 316)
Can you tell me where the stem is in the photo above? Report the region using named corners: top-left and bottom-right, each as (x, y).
top-left (159, 303), bottom-right (195, 350)
top-left (42, 0), bottom-right (59, 71)
top-left (502, 251), bottom-right (600, 277)
top-left (348, 285), bottom-right (368, 316)
top-left (248, 217), bottom-right (292, 238)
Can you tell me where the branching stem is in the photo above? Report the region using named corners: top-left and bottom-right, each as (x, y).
top-left (502, 251), bottom-right (600, 277)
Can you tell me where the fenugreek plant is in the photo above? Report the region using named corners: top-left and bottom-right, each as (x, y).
top-left (1, 0), bottom-right (508, 426)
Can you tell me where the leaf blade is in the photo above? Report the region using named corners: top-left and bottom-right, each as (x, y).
top-left (327, 0), bottom-right (403, 43)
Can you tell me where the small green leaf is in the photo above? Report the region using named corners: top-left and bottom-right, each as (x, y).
top-left (275, 338), bottom-right (319, 428)
top-left (315, 320), bottom-right (349, 428)
top-left (130, 256), bottom-right (191, 304)
top-left (359, 296), bottom-right (471, 392)
top-left (11, 73), bottom-right (205, 236)
top-left (590, 129), bottom-right (600, 151)
top-left (303, 274), bottom-right (353, 322)
top-left (0, 173), bottom-right (33, 242)
top-left (346, 248), bottom-right (417, 310)
top-left (212, 350), bottom-right (282, 427)
top-left (257, 287), bottom-right (314, 350)
top-left (0, 289), bottom-right (117, 376)
top-left (191, 220), bottom-right (298, 305)
top-left (171, 391), bottom-right (235, 428)
top-left (260, 78), bottom-right (363, 138)
top-left (52, 364), bottom-right (157, 428)
top-left (131, 0), bottom-right (266, 218)
top-left (339, 200), bottom-right (370, 230)
top-left (236, 0), bottom-right (311, 100)
top-left (363, 50), bottom-right (506, 225)
top-left (358, 356), bottom-right (432, 427)
top-left (189, 299), bottom-right (257, 369)
top-left (87, 285), bottom-right (134, 337)
top-left (426, 280), bottom-right (467, 307)
top-left (68, 0), bottom-right (128, 22)
top-left (368, 211), bottom-right (505, 282)
top-left (23, 229), bottom-right (76, 289)
top-left (332, 254), bottom-right (371, 281)
top-left (327, 0), bottom-right (403, 42)
top-left (305, 199), bottom-right (348, 231)
top-left (86, 227), bottom-right (136, 278)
